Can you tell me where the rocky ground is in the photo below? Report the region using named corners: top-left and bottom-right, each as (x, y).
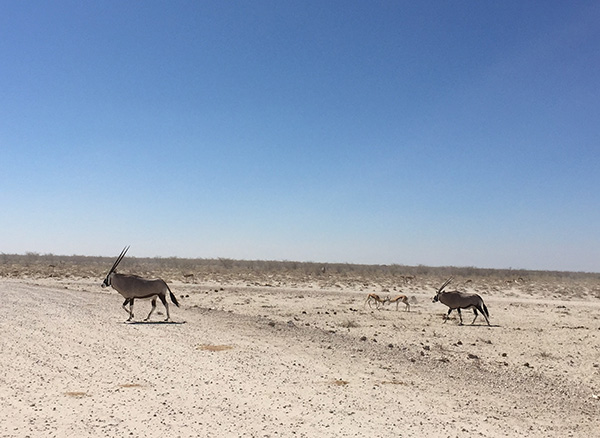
top-left (1, 261), bottom-right (599, 437)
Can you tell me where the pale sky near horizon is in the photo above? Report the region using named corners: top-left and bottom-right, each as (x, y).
top-left (1, 1), bottom-right (599, 272)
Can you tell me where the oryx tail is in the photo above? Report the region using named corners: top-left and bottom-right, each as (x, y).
top-left (166, 284), bottom-right (180, 307)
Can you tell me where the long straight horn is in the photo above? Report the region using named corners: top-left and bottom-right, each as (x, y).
top-left (438, 276), bottom-right (453, 293)
top-left (108, 246), bottom-right (130, 274)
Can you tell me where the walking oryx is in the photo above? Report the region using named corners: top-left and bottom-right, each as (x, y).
top-left (101, 246), bottom-right (180, 322)
top-left (432, 277), bottom-right (490, 326)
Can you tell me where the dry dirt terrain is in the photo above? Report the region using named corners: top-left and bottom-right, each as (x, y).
top-left (1, 258), bottom-right (599, 437)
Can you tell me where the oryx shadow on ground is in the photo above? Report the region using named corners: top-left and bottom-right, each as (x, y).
top-left (124, 320), bottom-right (187, 325)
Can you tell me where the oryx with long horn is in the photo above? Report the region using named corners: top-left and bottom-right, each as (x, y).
top-left (101, 246), bottom-right (180, 322)
top-left (432, 277), bottom-right (490, 326)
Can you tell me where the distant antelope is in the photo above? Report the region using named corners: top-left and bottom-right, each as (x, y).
top-left (432, 277), bottom-right (490, 326)
top-left (388, 294), bottom-right (410, 312)
top-left (401, 275), bottom-right (415, 284)
top-left (364, 293), bottom-right (387, 310)
top-left (101, 246), bottom-right (180, 322)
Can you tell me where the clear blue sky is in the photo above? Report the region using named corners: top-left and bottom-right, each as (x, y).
top-left (1, 1), bottom-right (599, 272)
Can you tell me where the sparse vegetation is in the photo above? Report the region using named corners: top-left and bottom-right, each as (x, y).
top-left (0, 253), bottom-right (598, 300)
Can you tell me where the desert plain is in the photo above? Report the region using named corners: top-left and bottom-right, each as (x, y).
top-left (1, 254), bottom-right (599, 437)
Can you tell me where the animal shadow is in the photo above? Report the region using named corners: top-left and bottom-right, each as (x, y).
top-left (125, 320), bottom-right (186, 325)
top-left (460, 322), bottom-right (501, 328)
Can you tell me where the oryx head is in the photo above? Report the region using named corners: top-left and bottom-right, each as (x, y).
top-left (432, 277), bottom-right (453, 303)
top-left (102, 246), bottom-right (129, 288)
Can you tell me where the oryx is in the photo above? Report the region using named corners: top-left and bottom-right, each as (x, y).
top-left (432, 277), bottom-right (490, 326)
top-left (101, 246), bottom-right (180, 322)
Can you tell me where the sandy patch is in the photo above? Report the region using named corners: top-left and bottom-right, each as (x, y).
top-left (1, 271), bottom-right (599, 437)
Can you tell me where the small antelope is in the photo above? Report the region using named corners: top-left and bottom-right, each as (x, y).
top-left (101, 246), bottom-right (180, 322)
top-left (400, 275), bottom-right (415, 284)
top-left (364, 293), bottom-right (388, 310)
top-left (432, 277), bottom-right (490, 326)
top-left (388, 294), bottom-right (410, 312)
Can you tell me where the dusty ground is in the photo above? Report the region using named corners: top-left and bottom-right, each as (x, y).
top-left (1, 267), bottom-right (599, 437)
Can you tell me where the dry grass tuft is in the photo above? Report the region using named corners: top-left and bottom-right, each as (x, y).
top-left (380, 380), bottom-right (406, 385)
top-left (64, 391), bottom-right (88, 398)
top-left (339, 319), bottom-right (359, 328)
top-left (197, 344), bottom-right (234, 352)
top-left (329, 379), bottom-right (349, 386)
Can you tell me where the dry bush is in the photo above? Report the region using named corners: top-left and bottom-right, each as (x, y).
top-left (64, 391), bottom-right (88, 398)
top-left (339, 319), bottom-right (360, 328)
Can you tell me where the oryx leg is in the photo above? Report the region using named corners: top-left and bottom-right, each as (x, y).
top-left (481, 307), bottom-right (490, 326)
top-left (145, 297), bottom-right (157, 321)
top-left (122, 299), bottom-right (130, 316)
top-left (472, 305), bottom-right (490, 325)
top-left (443, 308), bottom-right (453, 323)
top-left (457, 308), bottom-right (464, 325)
top-left (122, 298), bottom-right (134, 321)
top-left (159, 294), bottom-right (170, 321)
top-left (471, 308), bottom-right (479, 325)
